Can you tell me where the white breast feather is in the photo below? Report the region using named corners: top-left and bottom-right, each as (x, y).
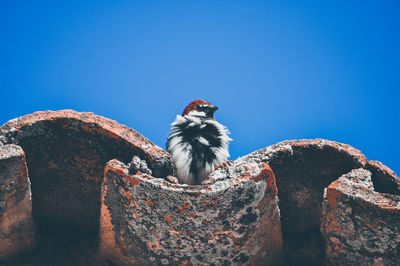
top-left (167, 114), bottom-right (232, 184)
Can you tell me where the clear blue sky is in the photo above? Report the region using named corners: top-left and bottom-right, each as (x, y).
top-left (1, 1), bottom-right (399, 173)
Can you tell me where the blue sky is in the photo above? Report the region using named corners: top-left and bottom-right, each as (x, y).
top-left (1, 1), bottom-right (399, 173)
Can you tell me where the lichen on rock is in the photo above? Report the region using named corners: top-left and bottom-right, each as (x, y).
top-left (100, 159), bottom-right (282, 265)
top-left (0, 111), bottom-right (399, 265)
top-left (322, 168), bottom-right (400, 265)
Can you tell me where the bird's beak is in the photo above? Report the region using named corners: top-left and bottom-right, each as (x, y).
top-left (209, 105), bottom-right (219, 113)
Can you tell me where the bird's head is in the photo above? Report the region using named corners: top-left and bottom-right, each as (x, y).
top-left (182, 99), bottom-right (219, 119)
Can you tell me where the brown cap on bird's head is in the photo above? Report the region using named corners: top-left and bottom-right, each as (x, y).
top-left (182, 99), bottom-right (218, 117)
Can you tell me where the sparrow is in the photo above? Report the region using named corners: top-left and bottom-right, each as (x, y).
top-left (166, 99), bottom-right (232, 185)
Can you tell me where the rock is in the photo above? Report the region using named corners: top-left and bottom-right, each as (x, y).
top-left (139, 159), bottom-right (152, 175)
top-left (128, 156), bottom-right (141, 174)
top-left (0, 144), bottom-right (35, 261)
top-left (0, 110), bottom-right (172, 264)
top-left (235, 139), bottom-right (399, 265)
top-left (0, 135), bottom-right (7, 145)
top-left (0, 110), bottom-right (172, 234)
top-left (0, 111), bottom-right (399, 265)
top-left (234, 139), bottom-right (368, 264)
top-left (99, 159), bottom-right (282, 265)
top-left (321, 168), bottom-right (400, 266)
top-left (128, 156), bottom-right (152, 175)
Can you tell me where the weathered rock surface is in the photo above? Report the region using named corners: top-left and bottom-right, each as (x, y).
top-left (0, 110), bottom-right (172, 236)
top-left (99, 159), bottom-right (282, 265)
top-left (322, 168), bottom-right (400, 265)
top-left (231, 139), bottom-right (399, 265)
top-left (0, 111), bottom-right (398, 265)
top-left (0, 144), bottom-right (35, 260)
top-left (0, 110), bottom-right (171, 265)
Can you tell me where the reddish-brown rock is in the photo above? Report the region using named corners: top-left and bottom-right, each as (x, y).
top-left (322, 168), bottom-right (400, 265)
top-left (238, 139), bottom-right (398, 265)
top-left (0, 110), bottom-right (171, 265)
top-left (0, 110), bottom-right (172, 234)
top-left (0, 111), bottom-right (399, 265)
top-left (99, 159), bottom-right (282, 265)
top-left (0, 144), bottom-right (35, 260)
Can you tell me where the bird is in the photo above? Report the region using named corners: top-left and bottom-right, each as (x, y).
top-left (166, 99), bottom-right (232, 185)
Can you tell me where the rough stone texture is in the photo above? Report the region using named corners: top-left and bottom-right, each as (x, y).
top-left (99, 159), bottom-right (282, 265)
top-left (0, 110), bottom-right (172, 265)
top-left (0, 110), bottom-right (172, 236)
top-left (0, 111), bottom-right (399, 265)
top-left (232, 139), bottom-right (398, 265)
top-left (0, 144), bottom-right (35, 261)
top-left (321, 168), bottom-right (400, 266)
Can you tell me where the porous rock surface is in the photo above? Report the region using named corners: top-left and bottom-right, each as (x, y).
top-left (99, 159), bottom-right (282, 265)
top-left (0, 110), bottom-right (172, 234)
top-left (234, 139), bottom-right (400, 265)
top-left (322, 168), bottom-right (400, 265)
top-left (0, 144), bottom-right (35, 260)
top-left (0, 110), bottom-right (172, 265)
top-left (0, 110), bottom-right (399, 265)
